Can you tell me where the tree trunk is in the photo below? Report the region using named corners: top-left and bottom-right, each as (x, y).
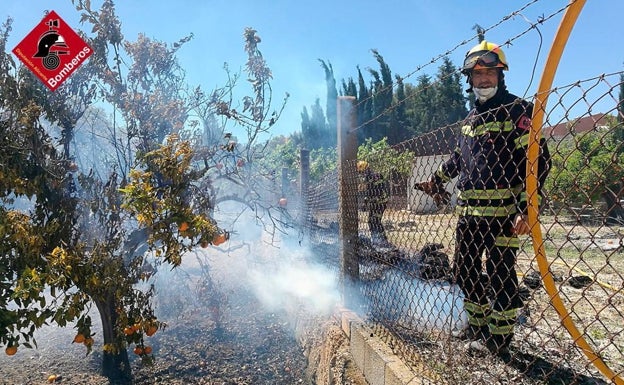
top-left (95, 297), bottom-right (132, 384)
top-left (602, 190), bottom-right (624, 225)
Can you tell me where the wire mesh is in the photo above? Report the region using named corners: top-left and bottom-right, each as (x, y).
top-left (301, 70), bottom-right (624, 384)
top-left (291, 2), bottom-right (624, 382)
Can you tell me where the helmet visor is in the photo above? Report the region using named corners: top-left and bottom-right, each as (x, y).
top-left (462, 50), bottom-right (501, 72)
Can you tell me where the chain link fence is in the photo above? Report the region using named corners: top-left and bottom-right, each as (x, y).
top-left (300, 54), bottom-right (623, 385)
top-left (303, 78), bottom-right (623, 385)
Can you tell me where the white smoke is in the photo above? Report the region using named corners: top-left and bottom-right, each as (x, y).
top-left (206, 201), bottom-right (341, 316)
top-left (248, 258), bottom-right (340, 315)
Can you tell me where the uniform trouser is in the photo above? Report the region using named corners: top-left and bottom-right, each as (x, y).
top-left (368, 201), bottom-right (387, 240)
top-left (454, 215), bottom-right (521, 346)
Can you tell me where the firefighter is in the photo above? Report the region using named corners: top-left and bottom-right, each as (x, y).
top-left (357, 160), bottom-right (390, 247)
top-left (416, 41), bottom-right (551, 361)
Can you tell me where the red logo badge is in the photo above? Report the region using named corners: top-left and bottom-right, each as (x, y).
top-left (517, 115), bottom-right (532, 131)
top-left (12, 11), bottom-right (92, 91)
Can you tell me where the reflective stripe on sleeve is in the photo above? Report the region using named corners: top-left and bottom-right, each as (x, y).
top-left (462, 121), bottom-right (514, 137)
top-left (518, 191), bottom-right (542, 206)
top-left (515, 132), bottom-right (530, 149)
top-left (436, 165), bottom-right (452, 182)
top-left (495, 235), bottom-right (519, 248)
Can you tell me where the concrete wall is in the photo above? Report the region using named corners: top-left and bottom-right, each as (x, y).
top-left (296, 306), bottom-right (438, 385)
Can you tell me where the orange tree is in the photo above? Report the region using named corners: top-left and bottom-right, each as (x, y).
top-left (357, 137), bottom-right (415, 195)
top-left (0, 14), bottom-right (88, 358)
top-left (0, 23), bottom-right (217, 384)
top-left (1, 1), bottom-right (286, 383)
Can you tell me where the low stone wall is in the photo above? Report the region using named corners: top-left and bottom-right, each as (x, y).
top-left (294, 306), bottom-right (426, 385)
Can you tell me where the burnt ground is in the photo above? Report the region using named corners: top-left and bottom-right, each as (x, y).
top-left (0, 287), bottom-right (313, 385)
top-left (0, 241), bottom-right (368, 385)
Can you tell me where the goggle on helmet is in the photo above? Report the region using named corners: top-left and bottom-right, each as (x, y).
top-left (462, 41), bottom-right (509, 74)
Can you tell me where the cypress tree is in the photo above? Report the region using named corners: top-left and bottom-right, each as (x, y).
top-left (342, 77), bottom-right (357, 97)
top-left (319, 59), bottom-right (337, 144)
top-left (394, 75), bottom-right (409, 142)
top-left (370, 50), bottom-right (394, 143)
top-left (433, 57), bottom-right (467, 127)
top-left (357, 66), bottom-right (372, 142)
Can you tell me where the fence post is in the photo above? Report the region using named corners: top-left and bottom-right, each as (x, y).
top-left (337, 96), bottom-right (359, 306)
top-left (299, 148), bottom-right (310, 228)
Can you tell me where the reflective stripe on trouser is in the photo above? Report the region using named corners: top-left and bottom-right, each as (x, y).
top-left (489, 308), bottom-right (518, 335)
top-left (464, 300), bottom-right (490, 327)
top-left (488, 309), bottom-right (518, 349)
top-left (453, 215), bottom-right (523, 311)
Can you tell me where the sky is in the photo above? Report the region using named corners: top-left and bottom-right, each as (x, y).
top-left (2, 0), bottom-right (623, 138)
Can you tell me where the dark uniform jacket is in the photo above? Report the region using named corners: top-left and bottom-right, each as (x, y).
top-left (360, 169), bottom-right (389, 207)
top-left (434, 88), bottom-right (551, 217)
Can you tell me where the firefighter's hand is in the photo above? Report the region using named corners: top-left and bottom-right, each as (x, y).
top-left (414, 180), bottom-right (451, 206)
top-left (512, 214), bottom-right (530, 235)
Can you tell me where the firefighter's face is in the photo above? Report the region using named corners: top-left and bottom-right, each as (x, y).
top-left (471, 68), bottom-right (499, 88)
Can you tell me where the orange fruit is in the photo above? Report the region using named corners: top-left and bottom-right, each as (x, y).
top-left (73, 334), bottom-right (86, 343)
top-left (143, 346), bottom-right (153, 354)
top-left (212, 233), bottom-right (227, 246)
top-left (47, 374), bottom-right (58, 383)
top-left (200, 240), bottom-right (209, 248)
top-left (83, 337), bottom-right (94, 347)
top-left (123, 326), bottom-right (135, 336)
top-left (133, 346), bottom-right (143, 355)
top-left (179, 222), bottom-right (189, 232)
top-left (145, 325), bottom-right (158, 337)
top-left (5, 346), bottom-right (17, 356)
top-left (132, 323), bottom-right (142, 332)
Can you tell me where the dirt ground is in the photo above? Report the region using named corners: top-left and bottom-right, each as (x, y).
top-left (0, 290), bottom-right (370, 385)
top-left (0, 288), bottom-right (311, 385)
top-left (0, 245), bottom-right (367, 385)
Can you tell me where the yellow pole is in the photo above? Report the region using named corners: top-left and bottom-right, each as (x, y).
top-left (529, 1), bottom-right (622, 383)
